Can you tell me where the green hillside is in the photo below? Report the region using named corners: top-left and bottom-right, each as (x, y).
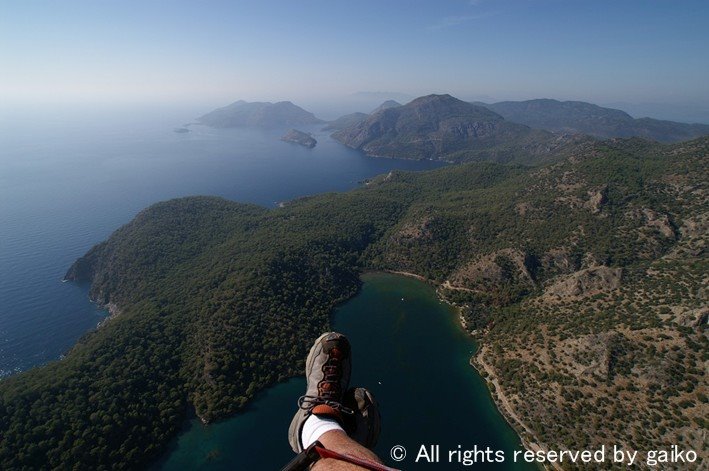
top-left (1, 137), bottom-right (706, 469)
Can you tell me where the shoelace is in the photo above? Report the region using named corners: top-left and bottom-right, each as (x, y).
top-left (297, 395), bottom-right (354, 415)
top-left (298, 346), bottom-right (354, 415)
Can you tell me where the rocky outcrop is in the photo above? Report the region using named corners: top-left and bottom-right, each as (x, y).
top-left (393, 216), bottom-right (434, 241)
top-left (585, 186), bottom-right (608, 214)
top-left (448, 249), bottom-right (535, 290)
top-left (538, 247), bottom-right (579, 279)
top-left (572, 332), bottom-right (631, 380)
top-left (679, 306), bottom-right (708, 328)
top-left (680, 214), bottom-right (708, 239)
top-left (642, 208), bottom-right (675, 238)
top-left (544, 265), bottom-right (622, 298)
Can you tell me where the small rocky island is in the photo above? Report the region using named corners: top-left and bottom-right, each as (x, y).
top-left (280, 129), bottom-right (317, 148)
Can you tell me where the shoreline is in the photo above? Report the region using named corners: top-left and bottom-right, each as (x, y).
top-left (78, 269), bottom-right (550, 468)
top-left (381, 268), bottom-right (553, 469)
top-left (94, 300), bottom-right (122, 329)
top-left (472, 348), bottom-right (558, 471)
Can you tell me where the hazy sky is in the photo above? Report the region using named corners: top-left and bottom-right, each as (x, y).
top-left (1, 0), bottom-right (708, 109)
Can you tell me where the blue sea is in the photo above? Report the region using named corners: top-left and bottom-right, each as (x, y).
top-left (0, 105), bottom-right (444, 378)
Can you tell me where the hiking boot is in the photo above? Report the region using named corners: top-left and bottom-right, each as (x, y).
top-left (288, 332), bottom-right (353, 453)
top-left (342, 387), bottom-right (381, 450)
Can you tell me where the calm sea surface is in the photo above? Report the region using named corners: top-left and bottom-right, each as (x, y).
top-left (0, 106), bottom-right (444, 377)
top-left (158, 273), bottom-right (535, 470)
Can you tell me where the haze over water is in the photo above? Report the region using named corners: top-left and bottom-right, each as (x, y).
top-left (0, 106), bottom-right (444, 377)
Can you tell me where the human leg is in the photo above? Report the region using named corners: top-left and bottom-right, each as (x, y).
top-left (288, 333), bottom-right (385, 470)
top-left (311, 429), bottom-right (383, 470)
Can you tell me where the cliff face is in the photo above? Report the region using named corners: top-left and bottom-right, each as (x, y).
top-left (63, 246), bottom-right (102, 282)
top-left (332, 94), bottom-right (561, 163)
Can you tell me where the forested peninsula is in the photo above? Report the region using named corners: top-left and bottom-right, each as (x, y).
top-left (0, 137), bottom-right (706, 469)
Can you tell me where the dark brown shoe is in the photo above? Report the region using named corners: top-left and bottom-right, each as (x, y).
top-left (288, 332), bottom-right (352, 453)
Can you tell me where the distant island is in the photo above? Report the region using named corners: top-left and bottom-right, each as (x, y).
top-left (280, 129), bottom-right (316, 148)
top-left (173, 127), bottom-right (190, 134)
top-left (197, 100), bottom-right (323, 129)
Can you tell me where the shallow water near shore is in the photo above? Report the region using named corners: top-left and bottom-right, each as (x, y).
top-left (158, 273), bottom-right (534, 470)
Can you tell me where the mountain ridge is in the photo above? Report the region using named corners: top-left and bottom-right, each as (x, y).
top-left (480, 98), bottom-right (709, 142)
top-left (331, 94), bottom-right (571, 163)
top-left (322, 100), bottom-right (403, 131)
top-left (369, 99), bottom-right (401, 114)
